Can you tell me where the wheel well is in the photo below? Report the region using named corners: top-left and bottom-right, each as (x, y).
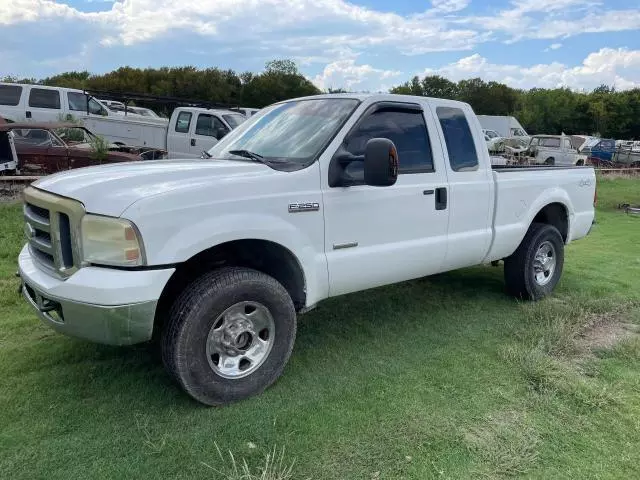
top-left (532, 203), bottom-right (568, 242)
top-left (154, 240), bottom-right (306, 337)
top-left (576, 159), bottom-right (584, 166)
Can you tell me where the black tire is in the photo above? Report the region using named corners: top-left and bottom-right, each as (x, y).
top-left (545, 157), bottom-right (555, 165)
top-left (162, 267), bottom-right (296, 406)
top-left (504, 223), bottom-right (564, 300)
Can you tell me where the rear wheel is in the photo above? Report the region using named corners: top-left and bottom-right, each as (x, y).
top-left (162, 267), bottom-right (297, 405)
top-left (504, 223), bottom-right (564, 300)
top-left (545, 157), bottom-right (555, 165)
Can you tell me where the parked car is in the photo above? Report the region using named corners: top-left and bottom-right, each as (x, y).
top-left (0, 83), bottom-right (244, 158)
top-left (18, 93), bottom-right (596, 405)
top-left (528, 134), bottom-right (587, 166)
top-left (0, 123), bottom-right (142, 175)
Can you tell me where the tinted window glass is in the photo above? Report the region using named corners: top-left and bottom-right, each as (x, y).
top-left (437, 107), bottom-right (478, 171)
top-left (196, 114), bottom-right (227, 137)
top-left (599, 140), bottom-right (615, 149)
top-left (174, 112), bottom-right (192, 133)
top-left (0, 85), bottom-right (22, 106)
top-left (345, 107), bottom-right (434, 173)
top-left (28, 88), bottom-right (61, 109)
top-left (540, 137), bottom-right (560, 148)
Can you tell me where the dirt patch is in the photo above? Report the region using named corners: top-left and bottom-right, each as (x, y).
top-left (575, 314), bottom-right (639, 355)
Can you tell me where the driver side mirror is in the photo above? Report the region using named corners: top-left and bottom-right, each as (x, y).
top-left (364, 138), bottom-right (398, 187)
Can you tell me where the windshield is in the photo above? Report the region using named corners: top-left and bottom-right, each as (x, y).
top-left (223, 113), bottom-right (247, 128)
top-left (207, 98), bottom-right (360, 170)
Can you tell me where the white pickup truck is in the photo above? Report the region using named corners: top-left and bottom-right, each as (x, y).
top-left (0, 83), bottom-right (246, 158)
top-left (18, 94), bottom-right (596, 405)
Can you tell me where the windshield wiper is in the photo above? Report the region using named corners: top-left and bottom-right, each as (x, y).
top-left (228, 149), bottom-right (265, 162)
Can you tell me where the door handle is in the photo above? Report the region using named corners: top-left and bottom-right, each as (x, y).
top-left (435, 187), bottom-right (447, 210)
top-left (423, 189), bottom-right (434, 195)
top-left (190, 139), bottom-right (196, 147)
top-left (26, 111), bottom-right (32, 119)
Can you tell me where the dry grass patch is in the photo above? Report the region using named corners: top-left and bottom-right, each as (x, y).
top-left (463, 411), bottom-right (541, 477)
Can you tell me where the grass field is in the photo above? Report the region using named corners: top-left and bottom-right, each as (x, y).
top-left (1, 177), bottom-right (639, 479)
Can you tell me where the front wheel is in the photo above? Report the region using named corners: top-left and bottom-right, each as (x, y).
top-left (162, 267), bottom-right (297, 405)
top-left (504, 223), bottom-right (564, 300)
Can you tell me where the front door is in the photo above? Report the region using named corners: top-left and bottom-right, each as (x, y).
top-left (166, 109), bottom-right (194, 158)
top-left (322, 101), bottom-right (450, 297)
top-left (189, 113), bottom-right (230, 156)
top-left (12, 128), bottom-right (69, 174)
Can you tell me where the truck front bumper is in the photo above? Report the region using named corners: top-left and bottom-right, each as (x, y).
top-left (18, 244), bottom-right (175, 346)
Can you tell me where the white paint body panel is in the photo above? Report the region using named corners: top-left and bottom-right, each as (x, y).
top-left (27, 93), bottom-right (596, 310)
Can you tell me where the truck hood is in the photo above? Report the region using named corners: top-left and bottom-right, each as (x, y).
top-left (34, 159), bottom-right (274, 216)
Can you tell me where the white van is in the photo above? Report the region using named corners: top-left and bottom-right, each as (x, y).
top-left (0, 83), bottom-right (245, 158)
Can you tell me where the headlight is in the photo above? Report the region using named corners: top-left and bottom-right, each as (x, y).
top-left (81, 215), bottom-right (145, 267)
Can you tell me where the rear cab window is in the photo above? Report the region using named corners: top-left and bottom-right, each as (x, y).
top-left (436, 107), bottom-right (479, 172)
top-left (28, 88), bottom-right (61, 109)
top-left (174, 111), bottom-right (192, 133)
top-left (0, 85), bottom-right (22, 106)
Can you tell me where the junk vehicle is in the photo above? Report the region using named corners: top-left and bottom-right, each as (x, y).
top-left (527, 134), bottom-right (588, 166)
top-left (477, 115), bottom-right (529, 147)
top-left (18, 94), bottom-right (596, 405)
top-left (0, 123), bottom-right (159, 175)
top-left (0, 83), bottom-right (246, 158)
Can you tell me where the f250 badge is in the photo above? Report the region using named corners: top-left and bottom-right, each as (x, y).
top-left (288, 202), bottom-right (320, 213)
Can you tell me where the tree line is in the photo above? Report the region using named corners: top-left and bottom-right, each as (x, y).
top-left (3, 60), bottom-right (639, 139)
top-left (391, 76), bottom-right (640, 139)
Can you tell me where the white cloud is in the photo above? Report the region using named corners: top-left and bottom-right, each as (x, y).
top-left (430, 0), bottom-right (470, 13)
top-left (422, 48), bottom-right (640, 90)
top-left (312, 59), bottom-right (402, 91)
top-left (550, 43), bottom-right (562, 50)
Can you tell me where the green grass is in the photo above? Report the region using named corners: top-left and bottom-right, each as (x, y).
top-left (1, 177), bottom-right (639, 479)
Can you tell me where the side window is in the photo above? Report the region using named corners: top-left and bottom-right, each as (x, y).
top-left (69, 93), bottom-right (108, 116)
top-left (540, 138), bottom-right (560, 148)
top-left (174, 111), bottom-right (192, 133)
top-left (530, 138), bottom-right (539, 146)
top-left (195, 114), bottom-right (228, 138)
top-left (12, 129), bottom-right (52, 147)
top-left (0, 85), bottom-right (22, 106)
top-left (563, 138), bottom-right (572, 150)
top-left (344, 107), bottom-right (434, 173)
top-left (28, 88), bottom-right (61, 109)
top-left (436, 107), bottom-right (479, 172)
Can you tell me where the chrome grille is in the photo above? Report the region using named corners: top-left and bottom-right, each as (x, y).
top-left (23, 187), bottom-right (85, 278)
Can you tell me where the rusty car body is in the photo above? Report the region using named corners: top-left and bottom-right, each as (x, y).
top-left (0, 123), bottom-right (152, 175)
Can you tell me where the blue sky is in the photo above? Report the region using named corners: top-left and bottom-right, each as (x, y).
top-left (1, 0), bottom-right (639, 92)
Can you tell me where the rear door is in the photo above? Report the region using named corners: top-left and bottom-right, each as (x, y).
top-left (26, 88), bottom-right (62, 122)
top-left (189, 113), bottom-right (230, 156)
top-left (430, 102), bottom-right (494, 270)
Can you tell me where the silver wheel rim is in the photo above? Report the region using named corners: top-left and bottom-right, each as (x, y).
top-left (205, 301), bottom-right (275, 379)
top-left (533, 241), bottom-right (556, 286)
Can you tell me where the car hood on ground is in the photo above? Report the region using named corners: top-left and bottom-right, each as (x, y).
top-left (34, 159), bottom-right (274, 216)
